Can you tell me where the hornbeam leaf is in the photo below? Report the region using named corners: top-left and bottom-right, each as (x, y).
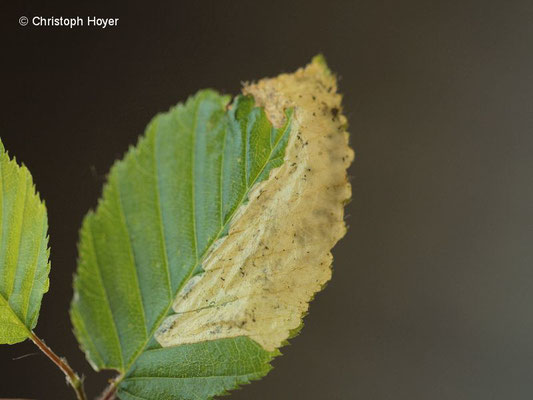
top-left (71, 57), bottom-right (353, 399)
top-left (0, 140), bottom-right (50, 345)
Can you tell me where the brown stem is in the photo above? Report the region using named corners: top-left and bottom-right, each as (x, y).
top-left (29, 331), bottom-right (87, 400)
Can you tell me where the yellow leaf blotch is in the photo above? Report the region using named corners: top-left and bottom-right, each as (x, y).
top-left (155, 58), bottom-right (353, 352)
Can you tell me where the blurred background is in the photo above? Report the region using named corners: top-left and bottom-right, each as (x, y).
top-left (2, 1), bottom-right (533, 399)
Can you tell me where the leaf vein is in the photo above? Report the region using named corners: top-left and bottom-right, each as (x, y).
top-left (115, 181), bottom-right (149, 339)
top-left (152, 122), bottom-right (173, 298)
top-left (21, 208), bottom-right (46, 325)
top-left (87, 223), bottom-right (125, 370)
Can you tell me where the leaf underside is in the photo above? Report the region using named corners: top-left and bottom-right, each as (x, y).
top-left (71, 57), bottom-right (353, 399)
top-left (0, 140), bottom-right (50, 345)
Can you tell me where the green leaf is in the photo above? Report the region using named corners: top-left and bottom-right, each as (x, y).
top-left (71, 58), bottom-right (353, 399)
top-left (71, 90), bottom-right (291, 384)
top-left (0, 140), bottom-right (50, 345)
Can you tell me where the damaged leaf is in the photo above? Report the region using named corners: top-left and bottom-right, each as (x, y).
top-left (0, 140), bottom-right (50, 345)
top-left (71, 57), bottom-right (353, 399)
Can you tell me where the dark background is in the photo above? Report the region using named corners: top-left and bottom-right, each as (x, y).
top-left (1, 1), bottom-right (533, 399)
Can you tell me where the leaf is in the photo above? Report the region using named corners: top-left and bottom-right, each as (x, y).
top-left (71, 57), bottom-right (353, 399)
top-left (0, 140), bottom-right (50, 345)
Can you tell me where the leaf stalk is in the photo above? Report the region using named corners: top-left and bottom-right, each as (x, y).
top-left (29, 331), bottom-right (87, 400)
top-left (97, 375), bottom-right (121, 400)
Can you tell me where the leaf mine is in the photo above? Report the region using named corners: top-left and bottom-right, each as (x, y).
top-left (155, 58), bottom-right (353, 352)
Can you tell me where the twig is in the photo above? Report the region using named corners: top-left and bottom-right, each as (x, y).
top-left (29, 331), bottom-right (87, 400)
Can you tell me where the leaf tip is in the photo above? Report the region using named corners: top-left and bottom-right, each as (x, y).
top-left (311, 53), bottom-right (332, 75)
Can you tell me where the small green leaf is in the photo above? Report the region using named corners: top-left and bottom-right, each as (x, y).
top-left (72, 58), bottom-right (353, 399)
top-left (0, 140), bottom-right (50, 345)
